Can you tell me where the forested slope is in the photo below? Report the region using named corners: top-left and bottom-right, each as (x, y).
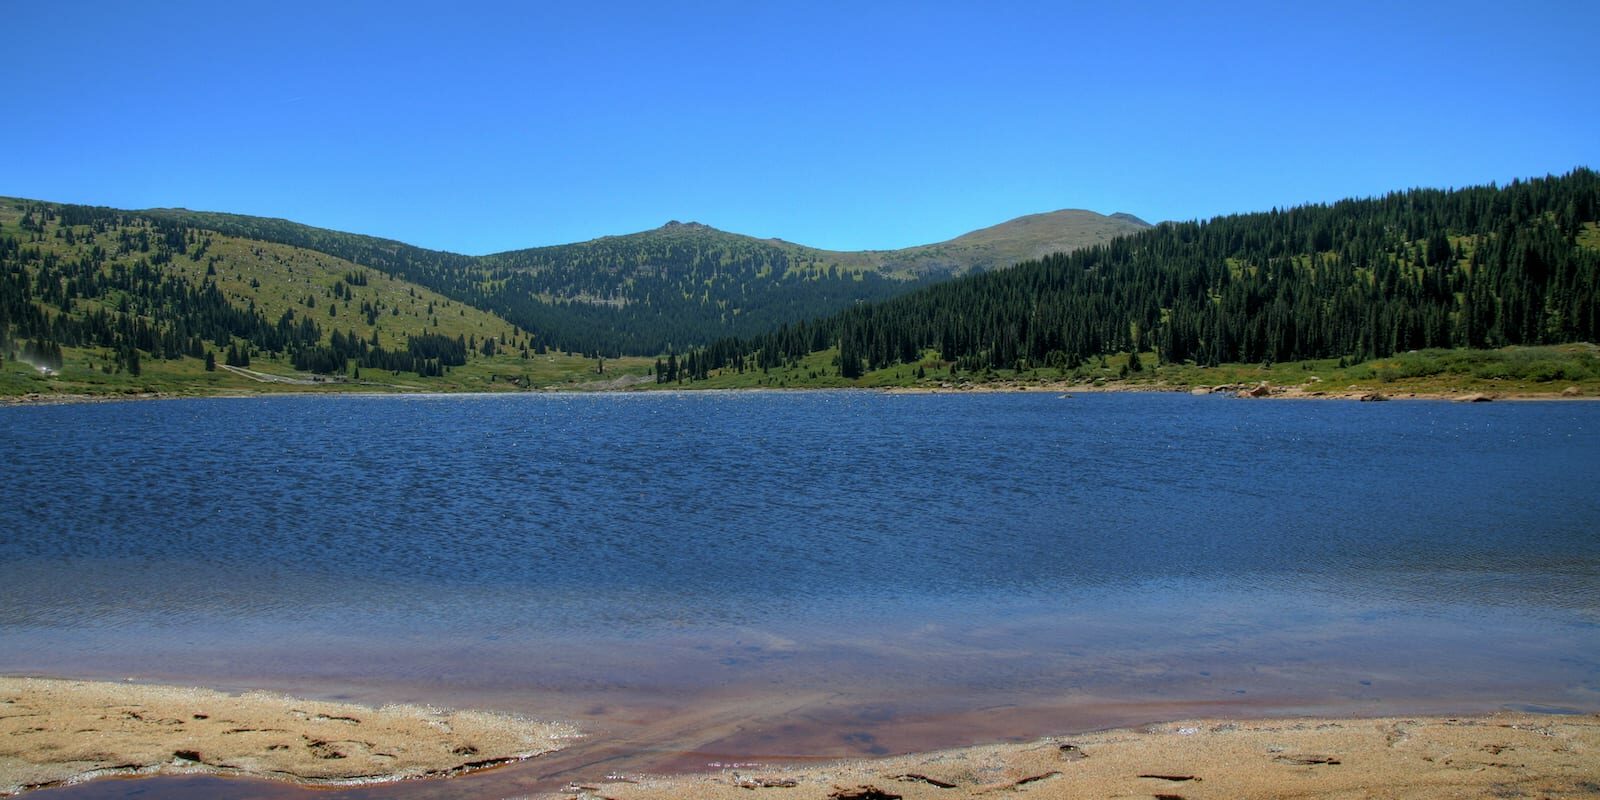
top-left (0, 201), bottom-right (543, 382)
top-left (686, 170), bottom-right (1600, 378)
top-left (134, 210), bottom-right (905, 355)
top-left (133, 209), bottom-right (1143, 356)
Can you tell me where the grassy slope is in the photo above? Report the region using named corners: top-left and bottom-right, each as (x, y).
top-left (0, 199), bottom-right (652, 398)
top-left (1580, 221), bottom-right (1600, 251)
top-left (751, 209), bottom-right (1151, 278)
top-left (643, 344), bottom-right (1600, 398)
top-left (833, 209), bottom-right (1153, 276)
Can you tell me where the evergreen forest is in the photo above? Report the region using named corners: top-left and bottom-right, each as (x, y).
top-left (681, 169), bottom-right (1600, 378)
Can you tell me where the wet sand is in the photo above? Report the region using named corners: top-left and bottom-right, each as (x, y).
top-left (0, 678), bottom-right (577, 796)
top-left (580, 713), bottom-right (1600, 800)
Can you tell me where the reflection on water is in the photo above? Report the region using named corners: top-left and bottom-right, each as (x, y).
top-left (3, 392), bottom-right (1599, 797)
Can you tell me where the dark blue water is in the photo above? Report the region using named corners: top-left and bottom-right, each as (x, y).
top-left (3, 391), bottom-right (1600, 794)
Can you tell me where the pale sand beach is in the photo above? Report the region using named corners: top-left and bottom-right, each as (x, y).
top-left (3, 678), bottom-right (1597, 798)
top-left (0, 677), bottom-right (577, 796)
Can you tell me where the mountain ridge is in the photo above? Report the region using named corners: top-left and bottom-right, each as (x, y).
top-left (142, 206), bottom-right (1149, 266)
top-left (484, 207), bottom-right (1150, 277)
top-left (5, 196), bottom-right (1150, 358)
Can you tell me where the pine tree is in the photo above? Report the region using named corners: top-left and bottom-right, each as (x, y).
top-left (839, 336), bottom-right (864, 379)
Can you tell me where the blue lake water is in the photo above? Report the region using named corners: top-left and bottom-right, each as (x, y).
top-left (3, 391), bottom-right (1599, 797)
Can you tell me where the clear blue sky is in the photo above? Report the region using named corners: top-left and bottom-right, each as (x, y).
top-left (4, 1), bottom-right (1595, 254)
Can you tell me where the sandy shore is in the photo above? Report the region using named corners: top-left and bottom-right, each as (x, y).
top-left (3, 679), bottom-right (1596, 799)
top-left (574, 713), bottom-right (1600, 800)
top-left (0, 677), bottom-right (578, 796)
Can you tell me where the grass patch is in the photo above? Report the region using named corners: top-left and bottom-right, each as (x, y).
top-left (645, 344), bottom-right (1600, 398)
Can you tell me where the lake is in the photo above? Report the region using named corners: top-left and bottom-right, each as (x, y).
top-left (3, 391), bottom-right (1598, 798)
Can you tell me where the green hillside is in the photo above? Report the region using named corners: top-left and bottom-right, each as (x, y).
top-left (0, 199), bottom-right (649, 399)
top-left (467, 211), bottom-right (1148, 354)
top-left (134, 206), bottom-right (1147, 357)
top-left (670, 169), bottom-right (1600, 393)
top-left (6, 171), bottom-right (1596, 401)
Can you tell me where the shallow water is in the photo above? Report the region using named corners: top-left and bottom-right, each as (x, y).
top-left (3, 391), bottom-right (1598, 797)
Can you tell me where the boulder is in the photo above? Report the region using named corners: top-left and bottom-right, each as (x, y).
top-left (1358, 392), bottom-right (1388, 402)
top-left (1562, 385), bottom-right (1582, 397)
top-left (1455, 393), bottom-right (1493, 403)
top-left (1238, 381), bottom-right (1271, 398)
top-left (1189, 387), bottom-right (1211, 396)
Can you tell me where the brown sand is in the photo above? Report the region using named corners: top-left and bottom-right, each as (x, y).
top-left (568, 714), bottom-right (1600, 800)
top-left (0, 677), bottom-right (578, 795)
top-left (5, 678), bottom-right (1597, 799)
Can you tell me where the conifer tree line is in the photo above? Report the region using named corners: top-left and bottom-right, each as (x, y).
top-left (684, 169), bottom-right (1600, 375)
top-left (289, 330), bottom-right (468, 376)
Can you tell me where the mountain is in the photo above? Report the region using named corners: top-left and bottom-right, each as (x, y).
top-left (135, 206), bottom-right (1149, 356)
top-left (0, 199), bottom-right (1150, 392)
top-left (683, 169), bottom-right (1600, 381)
top-left (840, 208), bottom-right (1153, 276)
top-left (466, 220), bottom-right (927, 355)
top-left (494, 208), bottom-right (1149, 279)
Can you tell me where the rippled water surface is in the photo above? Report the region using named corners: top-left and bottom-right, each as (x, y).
top-left (3, 391), bottom-right (1599, 796)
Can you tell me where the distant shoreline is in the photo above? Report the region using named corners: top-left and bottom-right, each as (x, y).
top-left (2, 379), bottom-right (1595, 407)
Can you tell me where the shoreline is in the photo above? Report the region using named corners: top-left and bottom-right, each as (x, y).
top-left (2, 380), bottom-right (1595, 407)
top-left (3, 678), bottom-right (1597, 799)
top-left (882, 379), bottom-right (1598, 401)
